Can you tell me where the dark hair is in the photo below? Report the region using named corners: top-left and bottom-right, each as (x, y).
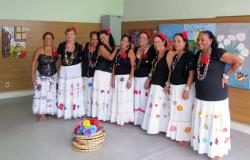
top-left (65, 27), bottom-right (76, 35)
top-left (154, 35), bottom-right (168, 47)
top-left (43, 32), bottom-right (54, 40)
top-left (139, 32), bottom-right (150, 39)
top-left (199, 30), bottom-right (218, 49)
top-left (98, 29), bottom-right (115, 49)
top-left (173, 33), bottom-right (189, 51)
top-left (121, 34), bottom-right (131, 42)
top-left (90, 31), bottom-right (98, 38)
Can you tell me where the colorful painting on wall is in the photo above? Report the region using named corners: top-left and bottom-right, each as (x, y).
top-left (159, 23), bottom-right (250, 89)
top-left (2, 26), bottom-right (26, 58)
top-left (159, 23), bottom-right (216, 51)
top-left (216, 23), bottom-right (250, 89)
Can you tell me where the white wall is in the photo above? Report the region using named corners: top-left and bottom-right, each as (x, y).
top-left (124, 0), bottom-right (250, 21)
top-left (0, 0), bottom-right (124, 23)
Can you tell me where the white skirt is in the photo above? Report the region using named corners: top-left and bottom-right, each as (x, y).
top-left (32, 72), bottom-right (57, 115)
top-left (111, 74), bottom-right (134, 125)
top-left (82, 77), bottom-right (94, 117)
top-left (57, 63), bottom-right (85, 119)
top-left (134, 77), bottom-right (150, 125)
top-left (141, 84), bottom-right (170, 134)
top-left (91, 70), bottom-right (112, 121)
top-left (166, 84), bottom-right (195, 141)
top-left (191, 98), bottom-right (231, 158)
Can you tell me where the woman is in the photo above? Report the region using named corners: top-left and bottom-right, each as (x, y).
top-left (92, 29), bottom-right (118, 121)
top-left (57, 27), bottom-right (84, 119)
top-left (141, 33), bottom-right (171, 134)
top-left (111, 34), bottom-right (135, 125)
top-left (191, 31), bottom-right (243, 160)
top-left (82, 31), bottom-right (99, 117)
top-left (134, 32), bottom-right (157, 126)
top-left (32, 32), bottom-right (58, 121)
top-left (166, 32), bottom-right (195, 146)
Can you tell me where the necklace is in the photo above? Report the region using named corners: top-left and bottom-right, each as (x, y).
top-left (64, 43), bottom-right (75, 65)
top-left (197, 52), bottom-right (211, 81)
top-left (88, 47), bottom-right (98, 68)
top-left (172, 51), bottom-right (184, 71)
top-left (136, 46), bottom-right (150, 70)
top-left (115, 49), bottom-right (128, 67)
top-left (149, 48), bottom-right (166, 77)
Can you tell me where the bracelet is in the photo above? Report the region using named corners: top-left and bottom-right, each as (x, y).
top-left (165, 81), bottom-right (170, 87)
top-left (148, 73), bottom-right (152, 79)
top-left (184, 85), bottom-right (190, 91)
top-left (223, 73), bottom-right (229, 80)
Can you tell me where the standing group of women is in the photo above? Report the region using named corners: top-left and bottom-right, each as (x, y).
top-left (32, 27), bottom-right (243, 160)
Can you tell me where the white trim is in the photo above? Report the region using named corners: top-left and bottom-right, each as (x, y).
top-left (0, 90), bottom-right (33, 100)
top-left (231, 121), bottom-right (250, 135)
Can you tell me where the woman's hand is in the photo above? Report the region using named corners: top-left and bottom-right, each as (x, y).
top-left (111, 77), bottom-right (115, 88)
top-left (126, 80), bottom-right (132, 89)
top-left (163, 85), bottom-right (170, 94)
top-left (144, 79), bottom-right (151, 89)
top-left (222, 78), bottom-right (228, 88)
top-left (32, 74), bottom-right (35, 86)
top-left (182, 90), bottom-right (189, 100)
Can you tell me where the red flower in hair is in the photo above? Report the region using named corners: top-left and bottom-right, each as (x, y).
top-left (71, 26), bottom-right (77, 33)
top-left (201, 54), bottom-right (210, 65)
top-left (120, 52), bottom-right (128, 59)
top-left (158, 33), bottom-right (167, 41)
top-left (106, 28), bottom-right (112, 34)
top-left (52, 50), bottom-right (59, 57)
top-left (144, 31), bottom-right (151, 38)
top-left (182, 31), bottom-right (188, 40)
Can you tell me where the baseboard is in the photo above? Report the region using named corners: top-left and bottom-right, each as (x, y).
top-left (0, 90), bottom-right (33, 99)
top-left (231, 121), bottom-right (250, 135)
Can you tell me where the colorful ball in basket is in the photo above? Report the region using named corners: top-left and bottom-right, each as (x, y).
top-left (72, 118), bottom-right (105, 152)
top-left (83, 119), bottom-right (91, 128)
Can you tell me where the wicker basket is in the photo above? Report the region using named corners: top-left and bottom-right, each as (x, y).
top-left (72, 130), bottom-right (106, 152)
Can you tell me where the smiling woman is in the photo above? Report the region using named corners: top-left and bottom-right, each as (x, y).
top-left (32, 32), bottom-right (58, 121)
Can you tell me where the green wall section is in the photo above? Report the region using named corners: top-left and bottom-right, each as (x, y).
top-left (0, 0), bottom-right (124, 22)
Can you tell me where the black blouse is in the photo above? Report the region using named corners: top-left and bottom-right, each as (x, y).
top-left (195, 47), bottom-right (228, 101)
top-left (170, 50), bottom-right (196, 85)
top-left (37, 54), bottom-right (58, 77)
top-left (114, 48), bottom-right (132, 75)
top-left (134, 45), bottom-right (157, 77)
top-left (81, 42), bottom-right (98, 77)
top-left (151, 51), bottom-right (169, 88)
top-left (95, 45), bottom-right (114, 73)
top-left (57, 41), bottom-right (82, 66)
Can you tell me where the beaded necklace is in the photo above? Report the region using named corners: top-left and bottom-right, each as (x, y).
top-left (64, 43), bottom-right (75, 65)
top-left (197, 51), bottom-right (211, 81)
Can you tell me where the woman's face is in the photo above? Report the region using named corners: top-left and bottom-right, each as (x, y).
top-left (90, 34), bottom-right (98, 47)
top-left (120, 36), bottom-right (130, 49)
top-left (154, 36), bottom-right (164, 51)
top-left (100, 33), bottom-right (109, 45)
top-left (44, 34), bottom-right (53, 47)
top-left (66, 30), bottom-right (76, 42)
top-left (197, 33), bottom-right (212, 50)
top-left (139, 33), bottom-right (149, 46)
top-left (173, 35), bottom-right (186, 51)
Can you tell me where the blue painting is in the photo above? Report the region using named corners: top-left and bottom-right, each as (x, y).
top-left (159, 24), bottom-right (184, 41)
top-left (184, 23), bottom-right (216, 40)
